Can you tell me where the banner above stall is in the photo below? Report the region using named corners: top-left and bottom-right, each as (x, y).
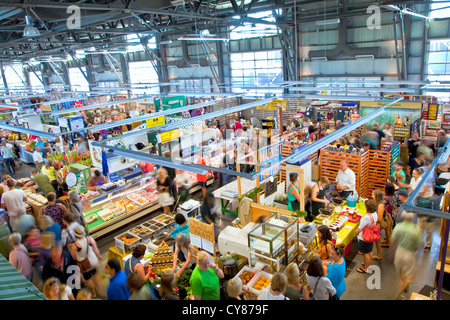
top-left (154, 95), bottom-right (186, 111)
top-left (257, 98), bottom-right (287, 111)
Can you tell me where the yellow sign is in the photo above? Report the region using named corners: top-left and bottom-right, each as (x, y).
top-left (160, 129), bottom-right (180, 143)
top-left (257, 99), bottom-right (287, 111)
top-left (146, 116), bottom-right (165, 129)
top-left (359, 100), bottom-right (423, 110)
top-left (40, 104), bottom-right (52, 112)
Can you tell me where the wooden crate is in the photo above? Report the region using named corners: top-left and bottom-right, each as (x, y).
top-left (319, 149), bottom-right (369, 197)
top-left (366, 149), bottom-right (391, 198)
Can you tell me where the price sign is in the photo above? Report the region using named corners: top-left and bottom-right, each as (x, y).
top-left (115, 238), bottom-right (125, 255)
top-left (146, 116), bottom-right (166, 129)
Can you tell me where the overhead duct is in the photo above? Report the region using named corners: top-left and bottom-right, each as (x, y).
top-left (167, 41), bottom-right (209, 68)
top-left (308, 5), bottom-right (381, 60)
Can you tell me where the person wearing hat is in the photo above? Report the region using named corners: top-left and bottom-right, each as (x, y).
top-left (67, 225), bottom-right (103, 299)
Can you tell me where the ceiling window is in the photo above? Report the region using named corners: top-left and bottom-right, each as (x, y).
top-left (28, 71), bottom-right (45, 93)
top-left (4, 65), bottom-right (26, 90)
top-left (429, 0), bottom-right (450, 19)
top-left (229, 10), bottom-right (280, 40)
top-left (426, 39), bottom-right (450, 101)
top-left (230, 50), bottom-right (283, 96)
top-left (68, 67), bottom-right (90, 92)
top-left (128, 60), bottom-right (160, 95)
top-left (126, 34), bottom-right (157, 53)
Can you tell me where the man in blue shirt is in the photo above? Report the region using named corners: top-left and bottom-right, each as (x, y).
top-left (105, 258), bottom-right (130, 300)
top-left (34, 137), bottom-right (45, 153)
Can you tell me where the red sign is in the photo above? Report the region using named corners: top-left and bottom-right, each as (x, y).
top-left (75, 101), bottom-right (83, 108)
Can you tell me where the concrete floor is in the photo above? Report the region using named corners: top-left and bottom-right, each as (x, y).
top-left (10, 161), bottom-right (446, 300)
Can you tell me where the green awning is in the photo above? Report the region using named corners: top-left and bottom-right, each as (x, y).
top-left (0, 254), bottom-right (46, 300)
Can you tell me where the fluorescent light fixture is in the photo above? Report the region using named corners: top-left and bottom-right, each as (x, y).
top-left (311, 57), bottom-right (328, 61)
top-left (355, 55), bottom-right (375, 59)
top-left (315, 18), bottom-right (340, 25)
top-left (23, 15), bottom-right (40, 37)
top-left (401, 9), bottom-right (429, 19)
top-left (177, 36), bottom-right (229, 42)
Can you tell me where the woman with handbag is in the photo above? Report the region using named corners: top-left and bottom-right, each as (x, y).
top-left (311, 176), bottom-right (331, 218)
top-left (287, 173), bottom-right (303, 213)
top-left (156, 168), bottom-right (176, 215)
top-left (356, 199), bottom-right (380, 274)
top-left (68, 190), bottom-right (87, 231)
top-left (372, 189), bottom-right (387, 260)
top-left (284, 262), bottom-right (309, 300)
top-left (68, 225), bottom-right (103, 299)
top-left (306, 256), bottom-right (337, 300)
top-left (323, 244), bottom-right (346, 299)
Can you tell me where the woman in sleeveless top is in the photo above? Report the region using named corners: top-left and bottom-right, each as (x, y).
top-left (317, 225), bottom-right (334, 261)
top-left (372, 189), bottom-right (385, 260)
top-left (311, 176), bottom-right (331, 218)
top-left (124, 244), bottom-right (151, 281)
top-left (287, 173), bottom-right (302, 212)
top-left (39, 192), bottom-right (69, 230)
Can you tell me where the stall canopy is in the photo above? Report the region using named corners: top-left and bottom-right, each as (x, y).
top-left (0, 254), bottom-right (46, 300)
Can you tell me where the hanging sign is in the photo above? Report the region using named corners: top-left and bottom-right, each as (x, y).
top-left (160, 129), bottom-right (180, 143)
top-left (257, 98), bottom-right (287, 111)
top-left (74, 101), bottom-right (83, 108)
top-left (40, 104), bottom-right (52, 112)
top-left (146, 116), bottom-right (166, 129)
top-left (188, 217), bottom-right (216, 256)
top-left (258, 141), bottom-right (283, 181)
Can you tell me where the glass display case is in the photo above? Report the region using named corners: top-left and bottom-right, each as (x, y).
top-left (80, 172), bottom-right (161, 235)
top-left (248, 212), bottom-right (299, 272)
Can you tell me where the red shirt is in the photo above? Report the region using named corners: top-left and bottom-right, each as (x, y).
top-left (140, 161), bottom-right (154, 174)
top-left (196, 158), bottom-right (207, 182)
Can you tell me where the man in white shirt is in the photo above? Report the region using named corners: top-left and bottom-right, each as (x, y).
top-left (32, 146), bottom-right (43, 167)
top-left (1, 179), bottom-right (27, 231)
top-left (335, 160), bottom-right (356, 199)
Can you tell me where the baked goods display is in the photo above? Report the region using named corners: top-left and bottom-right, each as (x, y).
top-left (248, 272), bottom-right (273, 293)
top-left (86, 214), bottom-right (98, 224)
top-left (26, 193), bottom-right (48, 206)
top-left (79, 191), bottom-right (99, 200)
top-left (148, 241), bottom-right (174, 271)
top-left (235, 267), bottom-right (258, 286)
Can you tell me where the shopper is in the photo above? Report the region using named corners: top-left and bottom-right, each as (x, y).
top-left (42, 142), bottom-right (50, 162)
top-left (372, 189), bottom-right (386, 260)
top-left (317, 225), bottom-right (334, 261)
top-left (226, 277), bottom-right (246, 300)
top-left (372, 121), bottom-right (385, 145)
top-left (41, 160), bottom-right (58, 192)
top-left (67, 225), bottom-right (103, 299)
top-left (1, 179), bottom-right (27, 232)
top-left (200, 193), bottom-right (222, 242)
top-left (159, 270), bottom-right (179, 300)
top-left (105, 258), bottom-right (130, 300)
top-left (306, 256), bottom-right (337, 300)
top-left (197, 156), bottom-right (208, 198)
top-left (258, 272), bottom-right (289, 300)
top-left (407, 151), bottom-right (425, 177)
top-left (1, 140), bottom-right (15, 175)
top-left (311, 176), bottom-right (331, 217)
top-left (284, 262), bottom-right (309, 300)
top-left (42, 277), bottom-right (74, 300)
top-left (38, 232), bottom-right (63, 281)
top-left (390, 212), bottom-right (424, 299)
top-left (356, 199), bottom-right (379, 274)
top-left (381, 182), bottom-right (396, 247)
top-left (323, 244), bottom-right (346, 299)
top-left (382, 122), bottom-right (393, 141)
top-left (39, 192), bottom-right (69, 230)
top-left (174, 170), bottom-right (192, 204)
top-left (407, 132), bottom-right (421, 161)
top-left (171, 233), bottom-right (195, 278)
top-left (38, 215), bottom-right (62, 245)
top-left (32, 146), bottom-right (44, 168)
top-left (15, 213), bottom-right (36, 238)
top-left (417, 185), bottom-right (444, 252)
top-left (76, 288), bottom-right (92, 300)
top-left (191, 251), bottom-right (224, 300)
top-left (61, 213), bottom-right (80, 248)
top-left (76, 137), bottom-right (89, 154)
top-left (392, 161), bottom-right (407, 184)
top-left (87, 170), bottom-right (107, 191)
top-left (127, 273), bottom-right (155, 300)
top-left (124, 244), bottom-right (151, 282)
top-left (287, 172), bottom-right (302, 212)
top-left (26, 168), bottom-right (55, 196)
top-left (68, 190), bottom-right (87, 230)
top-left (335, 160), bottom-right (356, 199)
top-left (8, 232), bottom-right (33, 281)
top-left (156, 168), bottom-right (176, 215)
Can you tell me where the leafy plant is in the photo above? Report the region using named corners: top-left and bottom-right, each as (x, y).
top-left (293, 210), bottom-right (307, 218)
top-left (239, 187), bottom-right (263, 202)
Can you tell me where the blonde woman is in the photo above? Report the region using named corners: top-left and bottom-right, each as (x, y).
top-left (41, 160), bottom-right (57, 191)
top-left (372, 189), bottom-right (385, 260)
top-left (226, 277), bottom-right (246, 300)
top-left (42, 277), bottom-right (74, 300)
top-left (76, 288), bottom-right (92, 300)
top-left (284, 262), bottom-right (309, 300)
top-left (311, 176), bottom-right (331, 217)
top-left (191, 251), bottom-right (224, 300)
top-left (160, 270), bottom-right (179, 300)
top-left (156, 168), bottom-right (175, 215)
top-left (257, 272), bottom-right (289, 300)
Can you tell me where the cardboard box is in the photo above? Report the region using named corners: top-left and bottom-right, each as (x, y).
top-left (311, 162), bottom-right (320, 181)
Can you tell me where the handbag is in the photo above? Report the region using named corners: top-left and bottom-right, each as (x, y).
top-left (362, 213), bottom-right (381, 243)
top-left (309, 276), bottom-right (321, 300)
top-left (379, 211), bottom-right (393, 230)
top-left (76, 237), bottom-right (98, 273)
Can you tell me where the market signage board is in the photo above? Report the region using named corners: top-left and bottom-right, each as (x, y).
top-left (257, 98), bottom-right (287, 111)
top-left (188, 217), bottom-right (215, 256)
top-left (258, 141), bottom-right (283, 182)
top-left (40, 104), bottom-right (52, 111)
top-left (155, 96), bottom-right (186, 111)
top-left (146, 116), bottom-right (165, 129)
top-left (160, 129), bottom-right (180, 143)
top-left (428, 103), bottom-right (438, 120)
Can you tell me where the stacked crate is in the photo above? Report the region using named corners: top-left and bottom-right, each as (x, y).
top-left (319, 149), bottom-right (369, 197)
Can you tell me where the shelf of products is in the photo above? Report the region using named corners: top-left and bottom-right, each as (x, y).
top-left (248, 212), bottom-right (299, 272)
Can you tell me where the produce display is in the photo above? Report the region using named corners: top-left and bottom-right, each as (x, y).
top-left (251, 275), bottom-right (271, 291)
